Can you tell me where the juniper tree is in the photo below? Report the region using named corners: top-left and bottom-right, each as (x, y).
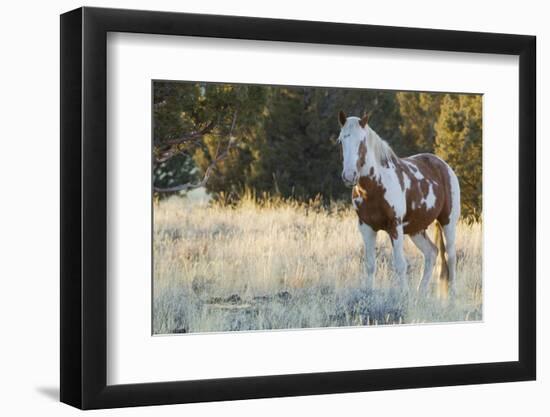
top-left (434, 94), bottom-right (483, 222)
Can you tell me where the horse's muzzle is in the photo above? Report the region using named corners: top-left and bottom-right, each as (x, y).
top-left (342, 179), bottom-right (357, 188)
top-left (342, 171), bottom-right (358, 188)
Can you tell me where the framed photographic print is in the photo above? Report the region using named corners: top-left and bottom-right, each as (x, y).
top-left (60, 6), bottom-right (536, 409)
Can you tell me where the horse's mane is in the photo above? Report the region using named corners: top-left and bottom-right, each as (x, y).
top-left (366, 126), bottom-right (397, 166)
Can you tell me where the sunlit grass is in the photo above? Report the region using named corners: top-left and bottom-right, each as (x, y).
top-left (153, 193), bottom-right (482, 334)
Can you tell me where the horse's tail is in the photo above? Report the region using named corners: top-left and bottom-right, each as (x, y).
top-left (434, 222), bottom-right (449, 296)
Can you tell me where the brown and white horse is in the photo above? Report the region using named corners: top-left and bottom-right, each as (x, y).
top-left (337, 111), bottom-right (460, 296)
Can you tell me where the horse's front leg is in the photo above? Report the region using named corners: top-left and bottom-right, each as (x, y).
top-left (390, 224), bottom-right (409, 292)
top-left (358, 223), bottom-right (377, 290)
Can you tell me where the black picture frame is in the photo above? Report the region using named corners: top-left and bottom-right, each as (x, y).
top-left (60, 6), bottom-right (536, 410)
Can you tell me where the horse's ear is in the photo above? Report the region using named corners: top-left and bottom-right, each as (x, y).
top-left (338, 110), bottom-right (347, 127)
top-left (359, 112), bottom-right (369, 128)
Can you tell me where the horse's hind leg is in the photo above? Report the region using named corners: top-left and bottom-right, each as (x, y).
top-left (443, 166), bottom-right (461, 298)
top-left (410, 230), bottom-right (438, 295)
top-left (442, 223), bottom-right (458, 297)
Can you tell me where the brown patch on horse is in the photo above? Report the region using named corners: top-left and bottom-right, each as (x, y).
top-left (397, 154), bottom-right (453, 235)
top-left (356, 140), bottom-right (367, 171)
top-left (353, 175), bottom-right (399, 240)
top-left (432, 158), bottom-right (453, 226)
top-left (351, 154), bottom-right (454, 239)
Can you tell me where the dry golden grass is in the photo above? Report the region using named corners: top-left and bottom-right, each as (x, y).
top-left (153, 193), bottom-right (482, 334)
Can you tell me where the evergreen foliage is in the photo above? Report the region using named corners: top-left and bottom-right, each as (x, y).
top-left (153, 81), bottom-right (482, 220)
top-left (434, 94), bottom-right (483, 222)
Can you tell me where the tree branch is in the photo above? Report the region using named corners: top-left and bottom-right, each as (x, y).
top-left (154, 110), bottom-right (239, 193)
top-left (157, 120), bottom-right (215, 147)
top-left (153, 121), bottom-right (216, 163)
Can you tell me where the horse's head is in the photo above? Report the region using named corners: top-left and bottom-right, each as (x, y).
top-left (337, 110), bottom-right (369, 187)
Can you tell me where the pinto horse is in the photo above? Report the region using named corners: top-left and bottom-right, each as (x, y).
top-left (337, 111), bottom-right (460, 296)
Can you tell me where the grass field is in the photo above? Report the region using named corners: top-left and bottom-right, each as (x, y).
top-left (153, 193), bottom-right (482, 334)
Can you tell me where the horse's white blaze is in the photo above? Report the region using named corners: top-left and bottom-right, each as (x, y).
top-left (338, 117), bottom-right (365, 182)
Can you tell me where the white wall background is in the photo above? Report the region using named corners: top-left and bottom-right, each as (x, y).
top-left (0, 0), bottom-right (545, 415)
